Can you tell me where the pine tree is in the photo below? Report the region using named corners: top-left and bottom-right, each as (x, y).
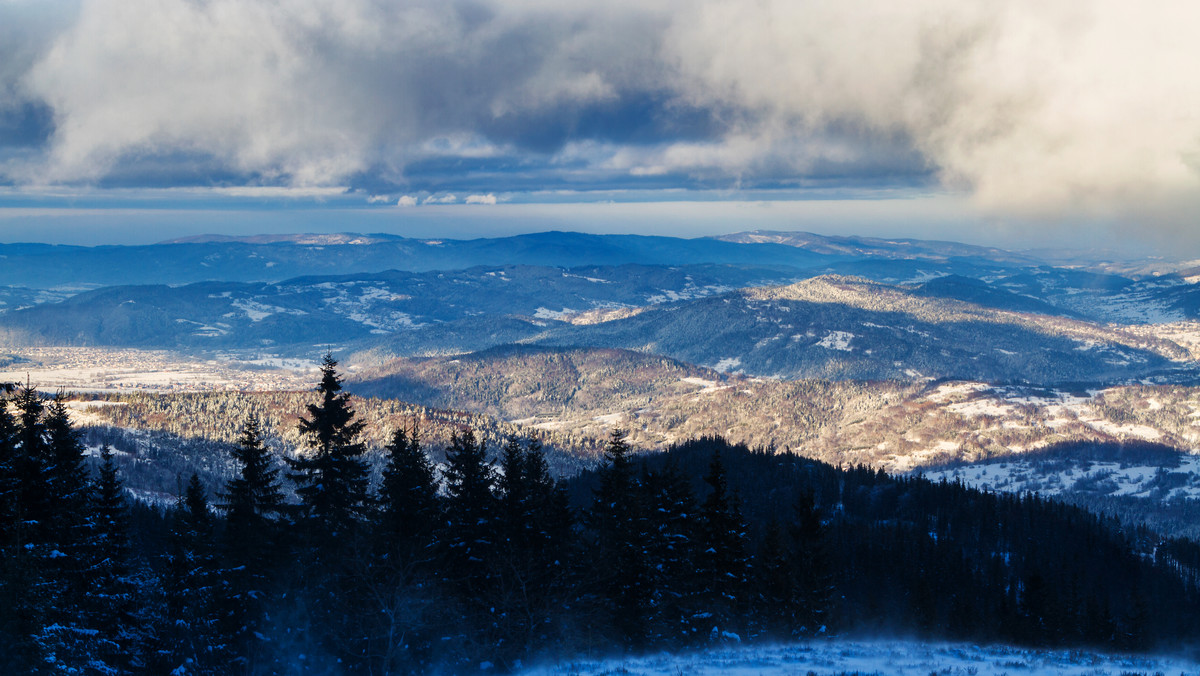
top-left (284, 355), bottom-right (373, 669)
top-left (790, 489), bottom-right (833, 636)
top-left (694, 447), bottom-right (750, 641)
top-left (223, 414), bottom-right (285, 524)
top-left (440, 429), bottom-right (497, 596)
top-left (12, 385), bottom-right (49, 544)
top-left (498, 436), bottom-right (528, 549)
top-left (368, 426), bottom-right (442, 674)
top-left (0, 385), bottom-right (41, 673)
top-left (29, 398), bottom-right (105, 674)
top-left (590, 429), bottom-right (651, 648)
top-left (84, 445), bottom-right (139, 672)
top-left (219, 414), bottom-right (286, 669)
top-left (42, 398), bottom-right (92, 559)
top-left (641, 462), bottom-right (697, 645)
top-left (161, 475), bottom-right (227, 675)
top-left (493, 436), bottom-right (572, 663)
top-left (287, 353), bottom-right (370, 543)
top-left (377, 426), bottom-right (439, 559)
top-left (5, 386), bottom-right (83, 673)
top-left (0, 386), bottom-right (17, 550)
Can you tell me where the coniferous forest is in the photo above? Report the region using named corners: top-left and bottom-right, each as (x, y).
top-left (3, 358), bottom-right (1200, 674)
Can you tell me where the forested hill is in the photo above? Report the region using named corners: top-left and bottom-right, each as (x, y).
top-left (568, 437), bottom-right (1200, 647)
top-left (4, 366), bottom-right (1200, 673)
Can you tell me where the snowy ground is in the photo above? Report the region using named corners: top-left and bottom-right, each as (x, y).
top-left (0, 346), bottom-right (319, 392)
top-left (921, 454), bottom-right (1200, 499)
top-left (518, 639), bottom-right (1200, 676)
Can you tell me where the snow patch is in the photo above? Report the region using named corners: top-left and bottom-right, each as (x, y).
top-left (712, 357), bottom-right (742, 373)
top-left (534, 307), bottom-right (575, 320)
top-left (815, 331), bottom-right (855, 351)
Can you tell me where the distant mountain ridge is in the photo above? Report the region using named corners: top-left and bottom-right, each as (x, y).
top-left (713, 229), bottom-right (1046, 265)
top-left (0, 228), bottom-right (1143, 290)
top-left (0, 231), bottom-right (838, 288)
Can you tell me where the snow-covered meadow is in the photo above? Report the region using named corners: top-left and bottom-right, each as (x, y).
top-left (519, 640), bottom-right (1200, 676)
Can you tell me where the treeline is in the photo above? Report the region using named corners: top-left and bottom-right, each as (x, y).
top-left (600, 440), bottom-right (1200, 649)
top-left (4, 358), bottom-right (1200, 674)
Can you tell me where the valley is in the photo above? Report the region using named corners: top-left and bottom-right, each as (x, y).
top-left (7, 229), bottom-right (1200, 670)
top-left (9, 230), bottom-right (1200, 497)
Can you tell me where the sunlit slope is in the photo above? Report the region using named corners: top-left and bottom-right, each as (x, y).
top-left (531, 275), bottom-right (1186, 383)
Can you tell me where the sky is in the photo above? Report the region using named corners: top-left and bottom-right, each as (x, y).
top-left (1, 1), bottom-right (1198, 251)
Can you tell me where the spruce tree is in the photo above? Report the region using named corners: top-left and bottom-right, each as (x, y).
top-left (641, 463), bottom-right (697, 644)
top-left (0, 385), bottom-right (41, 672)
top-left (694, 448), bottom-right (750, 640)
top-left (86, 445), bottom-right (138, 672)
top-left (368, 426), bottom-right (442, 674)
top-left (0, 385), bottom-right (17, 555)
top-left (377, 426), bottom-right (439, 559)
top-left (30, 398), bottom-right (103, 673)
top-left (493, 436), bottom-right (572, 663)
top-left (220, 414), bottom-right (286, 669)
top-left (440, 429), bottom-right (496, 595)
top-left (790, 490), bottom-right (833, 636)
top-left (498, 436), bottom-right (528, 549)
top-left (287, 353), bottom-right (370, 542)
top-left (12, 385), bottom-right (49, 543)
top-left (284, 354), bottom-right (373, 668)
top-left (590, 429), bottom-right (651, 648)
top-left (43, 398), bottom-right (92, 552)
top-left (161, 475), bottom-right (226, 675)
top-left (223, 414), bottom-right (285, 524)
top-left (0, 387), bottom-right (17, 549)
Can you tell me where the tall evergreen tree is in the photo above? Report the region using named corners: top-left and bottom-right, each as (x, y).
top-left (287, 353), bottom-right (370, 541)
top-left (492, 436), bottom-right (573, 663)
top-left (223, 414), bottom-right (285, 524)
top-left (590, 429), bottom-right (651, 648)
top-left (790, 490), bottom-right (833, 636)
top-left (377, 426), bottom-right (439, 558)
top-left (43, 397), bottom-right (92, 551)
top-left (0, 386), bottom-right (17, 549)
top-left (161, 475), bottom-right (227, 675)
top-left (0, 385), bottom-right (39, 673)
top-left (440, 429), bottom-right (497, 595)
top-left (498, 436), bottom-right (528, 548)
top-left (284, 355), bottom-right (374, 669)
top-left (641, 463), bottom-right (698, 644)
top-left (694, 447), bottom-right (750, 639)
top-left (368, 426), bottom-right (442, 674)
top-left (219, 414), bottom-right (286, 670)
top-left (433, 429), bottom-right (500, 666)
top-left (84, 445), bottom-right (139, 673)
top-left (12, 385), bottom-right (49, 544)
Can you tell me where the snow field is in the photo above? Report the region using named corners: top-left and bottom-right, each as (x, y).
top-left (518, 639), bottom-right (1200, 676)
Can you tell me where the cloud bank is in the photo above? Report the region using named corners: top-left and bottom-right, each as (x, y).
top-left (1, 0), bottom-right (1198, 225)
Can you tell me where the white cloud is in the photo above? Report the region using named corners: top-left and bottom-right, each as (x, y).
top-left (664, 0), bottom-right (1200, 220)
top-left (396, 195), bottom-right (418, 207)
top-left (4, 0), bottom-right (1200, 229)
top-left (465, 193), bottom-right (497, 205)
top-left (423, 194), bottom-right (457, 204)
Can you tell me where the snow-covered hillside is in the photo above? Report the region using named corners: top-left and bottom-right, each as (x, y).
top-left (519, 639), bottom-right (1200, 676)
